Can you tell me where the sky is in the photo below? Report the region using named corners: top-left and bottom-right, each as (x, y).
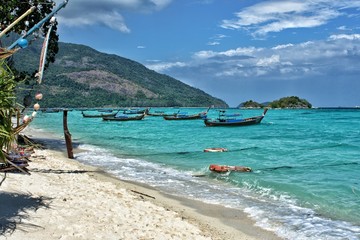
top-left (53, 0), bottom-right (360, 107)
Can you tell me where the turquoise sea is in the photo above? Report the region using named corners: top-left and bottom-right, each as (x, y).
top-left (29, 108), bottom-right (360, 240)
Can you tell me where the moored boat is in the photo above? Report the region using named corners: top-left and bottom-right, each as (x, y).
top-left (82, 111), bottom-right (118, 118)
top-left (163, 107), bottom-right (210, 120)
top-left (204, 108), bottom-right (268, 127)
top-left (163, 113), bottom-right (204, 120)
top-left (102, 114), bottom-right (145, 121)
top-left (122, 108), bottom-right (148, 115)
top-left (146, 108), bottom-right (177, 117)
top-left (148, 112), bottom-right (176, 117)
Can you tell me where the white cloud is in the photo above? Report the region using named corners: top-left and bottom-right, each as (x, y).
top-left (206, 34), bottom-right (228, 46)
top-left (256, 55), bottom-right (280, 67)
top-left (214, 34), bottom-right (227, 39)
top-left (207, 41), bottom-right (220, 46)
top-left (193, 50), bottom-right (217, 59)
top-left (145, 61), bottom-right (186, 72)
top-left (337, 25), bottom-right (352, 31)
top-left (154, 33), bottom-right (360, 80)
top-left (272, 44), bottom-right (294, 50)
top-left (54, 0), bottom-right (173, 33)
top-left (329, 34), bottom-right (360, 40)
top-left (220, 0), bottom-right (360, 37)
top-left (193, 47), bottom-right (260, 60)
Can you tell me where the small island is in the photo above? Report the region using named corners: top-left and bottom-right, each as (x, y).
top-left (239, 96), bottom-right (312, 109)
top-left (238, 100), bottom-right (263, 108)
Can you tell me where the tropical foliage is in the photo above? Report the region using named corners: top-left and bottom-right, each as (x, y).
top-left (0, 62), bottom-right (17, 162)
top-left (1, 0), bottom-right (60, 162)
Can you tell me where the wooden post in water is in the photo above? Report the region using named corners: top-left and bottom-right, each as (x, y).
top-left (63, 109), bottom-right (74, 159)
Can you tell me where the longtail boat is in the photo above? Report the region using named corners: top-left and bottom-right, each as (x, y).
top-left (146, 108), bottom-right (177, 117)
top-left (82, 111), bottom-right (118, 118)
top-left (163, 113), bottom-right (204, 120)
top-left (122, 108), bottom-right (148, 115)
top-left (204, 108), bottom-right (268, 127)
top-left (163, 107), bottom-right (210, 120)
top-left (147, 112), bottom-right (176, 117)
top-left (102, 114), bottom-right (145, 121)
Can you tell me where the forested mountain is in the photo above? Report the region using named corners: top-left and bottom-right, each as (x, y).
top-left (13, 42), bottom-right (227, 108)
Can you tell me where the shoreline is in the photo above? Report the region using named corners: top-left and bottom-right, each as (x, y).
top-left (0, 126), bottom-right (281, 239)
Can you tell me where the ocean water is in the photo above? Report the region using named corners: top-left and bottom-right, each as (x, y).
top-left (29, 108), bottom-right (360, 240)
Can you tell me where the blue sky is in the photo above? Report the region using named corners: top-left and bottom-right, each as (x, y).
top-left (54, 0), bottom-right (360, 107)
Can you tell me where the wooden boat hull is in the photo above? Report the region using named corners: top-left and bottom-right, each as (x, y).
top-left (122, 108), bottom-right (148, 115)
top-left (163, 114), bottom-right (204, 120)
top-left (204, 115), bottom-right (264, 126)
top-left (147, 112), bottom-right (176, 117)
top-left (204, 108), bottom-right (267, 127)
top-left (82, 112), bottom-right (117, 118)
top-left (163, 107), bottom-right (210, 120)
top-left (102, 114), bottom-right (145, 121)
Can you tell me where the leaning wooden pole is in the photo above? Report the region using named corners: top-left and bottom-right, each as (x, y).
top-left (63, 110), bottom-right (74, 159)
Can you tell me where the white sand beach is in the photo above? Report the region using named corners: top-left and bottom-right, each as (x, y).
top-left (0, 127), bottom-right (281, 240)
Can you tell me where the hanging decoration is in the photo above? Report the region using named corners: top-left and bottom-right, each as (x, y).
top-left (35, 92), bottom-right (43, 100)
top-left (33, 103), bottom-right (40, 111)
top-left (7, 0), bottom-right (69, 50)
top-left (5, 1), bottom-right (69, 132)
top-left (36, 17), bottom-right (55, 84)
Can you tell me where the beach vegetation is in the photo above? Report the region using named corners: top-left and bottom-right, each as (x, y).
top-left (0, 62), bottom-right (17, 162)
top-left (1, 1), bottom-right (62, 162)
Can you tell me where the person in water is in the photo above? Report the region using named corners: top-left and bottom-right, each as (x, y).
top-left (209, 164), bottom-right (252, 173)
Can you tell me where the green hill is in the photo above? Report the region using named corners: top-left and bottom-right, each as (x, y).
top-left (268, 96), bottom-right (312, 109)
top-left (237, 97), bottom-right (312, 109)
top-left (238, 100), bottom-right (263, 108)
top-left (13, 42), bottom-right (227, 108)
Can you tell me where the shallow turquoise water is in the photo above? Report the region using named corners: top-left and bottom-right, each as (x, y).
top-left (29, 108), bottom-right (360, 239)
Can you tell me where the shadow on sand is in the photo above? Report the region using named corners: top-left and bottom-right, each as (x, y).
top-left (0, 191), bottom-right (51, 236)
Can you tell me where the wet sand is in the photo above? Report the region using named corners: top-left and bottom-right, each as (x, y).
top-left (0, 126), bottom-right (281, 240)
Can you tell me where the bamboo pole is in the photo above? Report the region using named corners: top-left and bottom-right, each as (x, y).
top-left (63, 110), bottom-right (74, 159)
top-left (8, 0), bottom-right (69, 50)
top-left (0, 6), bottom-right (36, 38)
